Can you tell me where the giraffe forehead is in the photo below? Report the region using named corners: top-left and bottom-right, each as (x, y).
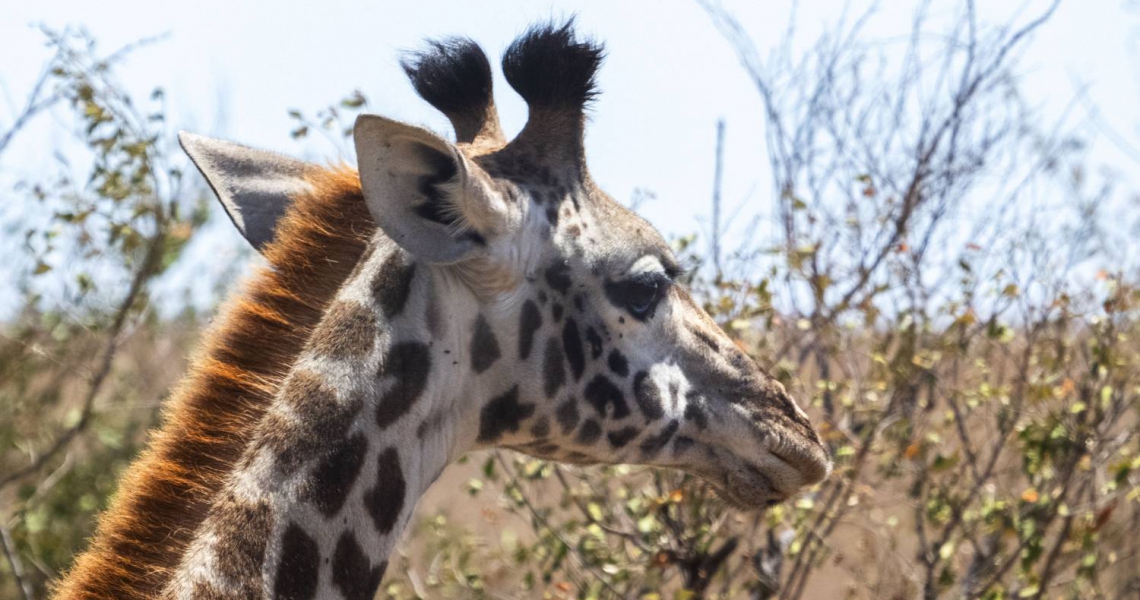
top-left (462, 148), bottom-right (681, 298)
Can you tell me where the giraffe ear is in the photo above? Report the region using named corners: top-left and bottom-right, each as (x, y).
top-left (179, 132), bottom-right (314, 252)
top-left (354, 114), bottom-right (506, 264)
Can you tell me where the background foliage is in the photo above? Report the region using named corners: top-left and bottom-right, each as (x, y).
top-left (2, 3), bottom-right (1139, 599)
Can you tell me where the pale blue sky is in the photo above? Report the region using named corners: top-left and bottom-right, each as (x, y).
top-left (2, 0), bottom-right (1139, 312)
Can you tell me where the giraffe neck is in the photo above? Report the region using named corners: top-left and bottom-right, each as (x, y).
top-left (52, 168), bottom-right (375, 600)
top-left (164, 240), bottom-right (483, 599)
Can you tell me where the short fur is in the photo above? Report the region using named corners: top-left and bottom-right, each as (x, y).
top-left (502, 19), bottom-right (605, 110)
top-left (52, 167), bottom-right (375, 600)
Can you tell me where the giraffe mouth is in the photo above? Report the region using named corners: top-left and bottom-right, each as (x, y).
top-left (697, 436), bottom-right (828, 511)
top-left (676, 443), bottom-right (795, 511)
top-left (718, 461), bottom-right (791, 510)
top-left (688, 398), bottom-right (830, 510)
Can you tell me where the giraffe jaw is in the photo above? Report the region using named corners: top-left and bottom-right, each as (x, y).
top-left (720, 460), bottom-right (799, 510)
top-left (686, 431), bottom-right (831, 511)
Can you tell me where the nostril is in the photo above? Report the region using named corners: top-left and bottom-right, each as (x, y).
top-left (765, 498), bottom-right (782, 508)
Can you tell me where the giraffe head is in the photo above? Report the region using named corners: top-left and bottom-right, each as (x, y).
top-left (372, 23), bottom-right (831, 507)
top-left (184, 22), bottom-right (829, 511)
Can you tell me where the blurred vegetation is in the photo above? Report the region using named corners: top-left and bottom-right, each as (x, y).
top-left (0, 26), bottom-right (208, 600)
top-left (2, 2), bottom-right (1140, 599)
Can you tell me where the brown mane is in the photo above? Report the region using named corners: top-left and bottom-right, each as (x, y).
top-left (52, 166), bottom-right (375, 600)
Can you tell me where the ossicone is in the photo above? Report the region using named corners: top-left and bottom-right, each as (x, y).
top-left (501, 18), bottom-right (605, 112)
top-left (500, 18), bottom-right (606, 173)
top-left (401, 37), bottom-right (504, 147)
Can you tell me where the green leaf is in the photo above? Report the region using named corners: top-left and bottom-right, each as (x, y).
top-left (341, 91), bottom-right (366, 108)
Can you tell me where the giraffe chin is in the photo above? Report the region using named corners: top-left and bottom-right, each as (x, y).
top-left (710, 464), bottom-right (788, 511)
top-left (696, 445), bottom-right (823, 511)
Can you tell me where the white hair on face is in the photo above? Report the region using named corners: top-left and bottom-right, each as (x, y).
top-left (629, 255), bottom-right (665, 276)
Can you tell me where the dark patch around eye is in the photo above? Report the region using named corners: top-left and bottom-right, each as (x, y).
top-left (603, 271), bottom-right (670, 321)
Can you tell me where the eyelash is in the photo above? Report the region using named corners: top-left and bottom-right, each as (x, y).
top-left (665, 264), bottom-right (689, 282)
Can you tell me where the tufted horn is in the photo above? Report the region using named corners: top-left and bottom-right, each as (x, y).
top-left (501, 19), bottom-right (605, 174)
top-left (401, 37), bottom-right (505, 148)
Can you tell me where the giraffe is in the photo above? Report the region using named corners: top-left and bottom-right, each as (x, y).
top-left (55, 21), bottom-right (830, 600)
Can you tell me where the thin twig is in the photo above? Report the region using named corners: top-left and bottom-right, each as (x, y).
top-left (0, 517), bottom-right (34, 600)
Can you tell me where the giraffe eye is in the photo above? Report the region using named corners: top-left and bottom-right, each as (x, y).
top-left (627, 280), bottom-right (659, 316)
top-left (605, 272), bottom-right (671, 321)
